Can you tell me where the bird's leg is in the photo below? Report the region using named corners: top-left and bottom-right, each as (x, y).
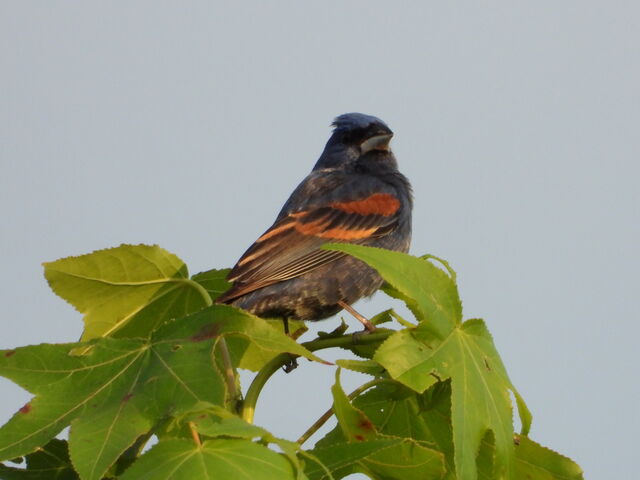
top-left (281, 317), bottom-right (299, 373)
top-left (338, 300), bottom-right (376, 332)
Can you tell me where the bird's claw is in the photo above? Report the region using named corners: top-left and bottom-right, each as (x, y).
top-left (282, 355), bottom-right (299, 373)
top-left (351, 327), bottom-right (373, 345)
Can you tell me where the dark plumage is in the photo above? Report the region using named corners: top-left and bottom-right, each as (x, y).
top-left (217, 113), bottom-right (412, 323)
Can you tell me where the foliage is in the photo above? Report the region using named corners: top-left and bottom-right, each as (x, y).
top-left (0, 244), bottom-right (583, 479)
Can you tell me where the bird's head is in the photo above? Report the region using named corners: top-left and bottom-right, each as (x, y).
top-left (313, 113), bottom-right (396, 171)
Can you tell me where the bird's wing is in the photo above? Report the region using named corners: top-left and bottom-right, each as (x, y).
top-left (217, 191), bottom-right (402, 302)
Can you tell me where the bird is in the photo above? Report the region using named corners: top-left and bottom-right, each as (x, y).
top-left (217, 113), bottom-right (412, 333)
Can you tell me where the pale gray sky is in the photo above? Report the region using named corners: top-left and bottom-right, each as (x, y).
top-left (1, 2), bottom-right (638, 478)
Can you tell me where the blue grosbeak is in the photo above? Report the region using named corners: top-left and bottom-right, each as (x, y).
top-left (217, 113), bottom-right (412, 331)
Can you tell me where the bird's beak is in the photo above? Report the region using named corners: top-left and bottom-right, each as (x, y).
top-left (360, 133), bottom-right (393, 154)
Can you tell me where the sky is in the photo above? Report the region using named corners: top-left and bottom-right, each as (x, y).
top-left (1, 2), bottom-right (639, 478)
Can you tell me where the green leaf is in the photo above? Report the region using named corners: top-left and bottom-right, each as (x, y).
top-left (323, 247), bottom-right (532, 479)
top-left (156, 304), bottom-right (327, 368)
top-left (331, 370), bottom-right (376, 443)
top-left (189, 412), bottom-right (307, 480)
top-left (359, 440), bottom-right (445, 480)
top-left (0, 304), bottom-right (325, 478)
top-left (306, 438), bottom-right (444, 480)
top-left (372, 329), bottom-right (440, 393)
top-left (316, 381), bottom-right (454, 475)
top-left (319, 380), bottom-right (578, 480)
top-left (375, 319), bottom-right (530, 480)
top-left (192, 414), bottom-right (271, 440)
top-left (0, 331), bottom-right (225, 479)
top-left (0, 439), bottom-right (78, 480)
top-left (335, 359), bottom-right (386, 376)
top-left (223, 318), bottom-right (308, 372)
top-left (314, 375), bottom-right (446, 479)
top-left (69, 401), bottom-right (152, 480)
top-left (119, 438), bottom-right (296, 480)
top-left (515, 436), bottom-right (584, 480)
top-left (325, 245), bottom-right (461, 338)
top-left (305, 439), bottom-right (401, 480)
top-left (43, 244), bottom-right (214, 341)
top-left (190, 268), bottom-right (231, 302)
top-left (331, 381), bottom-right (451, 449)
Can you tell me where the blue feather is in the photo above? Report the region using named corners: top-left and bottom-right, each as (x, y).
top-left (332, 113), bottom-right (388, 131)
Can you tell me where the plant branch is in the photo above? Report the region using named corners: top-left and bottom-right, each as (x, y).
top-left (241, 330), bottom-right (394, 423)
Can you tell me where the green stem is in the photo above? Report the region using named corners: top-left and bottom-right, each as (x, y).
top-left (296, 378), bottom-right (395, 445)
top-left (241, 330), bottom-right (394, 423)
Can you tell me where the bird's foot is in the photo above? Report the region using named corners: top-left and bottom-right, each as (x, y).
top-left (282, 355), bottom-right (299, 373)
top-left (351, 327), bottom-right (373, 345)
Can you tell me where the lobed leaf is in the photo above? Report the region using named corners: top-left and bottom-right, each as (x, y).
top-left (359, 440), bottom-right (446, 480)
top-left (43, 244), bottom-right (225, 341)
top-left (7, 242), bottom-right (580, 480)
top-left (119, 438), bottom-right (296, 480)
top-left (155, 304), bottom-right (326, 368)
top-left (0, 304), bottom-right (326, 479)
top-left (316, 381), bottom-right (454, 474)
top-left (0, 331), bottom-right (225, 478)
top-left (188, 411), bottom-right (307, 480)
top-left (326, 246), bottom-right (532, 479)
top-left (325, 245), bottom-right (461, 338)
top-left (374, 319), bottom-right (530, 479)
top-left (0, 338), bottom-right (152, 464)
top-left (305, 439), bottom-right (401, 480)
top-left (318, 379), bottom-right (580, 480)
top-left (306, 438), bottom-right (444, 480)
top-left (223, 318), bottom-right (308, 372)
top-left (0, 439), bottom-right (78, 480)
top-left (312, 373), bottom-right (446, 479)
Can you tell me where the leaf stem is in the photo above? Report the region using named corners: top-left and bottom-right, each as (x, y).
top-left (188, 421), bottom-right (202, 447)
top-left (296, 378), bottom-right (393, 445)
top-left (241, 330), bottom-right (394, 423)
